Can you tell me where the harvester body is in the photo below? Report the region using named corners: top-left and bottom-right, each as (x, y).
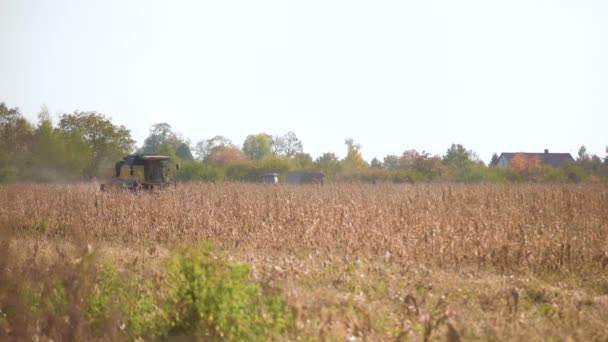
top-left (101, 154), bottom-right (176, 191)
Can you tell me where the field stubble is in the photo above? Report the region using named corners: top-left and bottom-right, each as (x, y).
top-left (1, 183), bottom-right (608, 340)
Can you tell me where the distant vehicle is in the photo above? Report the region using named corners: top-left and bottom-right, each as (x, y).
top-left (100, 154), bottom-right (178, 191)
top-left (260, 173), bottom-right (279, 184)
top-left (286, 171), bottom-right (325, 185)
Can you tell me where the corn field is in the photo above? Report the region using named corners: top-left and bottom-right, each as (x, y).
top-left (1, 183), bottom-right (608, 340)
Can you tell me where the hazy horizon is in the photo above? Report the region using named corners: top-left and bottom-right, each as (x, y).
top-left (2, 0), bottom-right (607, 163)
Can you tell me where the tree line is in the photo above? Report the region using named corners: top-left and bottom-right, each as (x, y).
top-left (1, 102), bottom-right (607, 184)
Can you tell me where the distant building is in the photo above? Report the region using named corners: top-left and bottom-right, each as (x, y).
top-left (495, 149), bottom-right (574, 168)
top-left (260, 173), bottom-right (279, 184)
top-left (286, 171), bottom-right (325, 185)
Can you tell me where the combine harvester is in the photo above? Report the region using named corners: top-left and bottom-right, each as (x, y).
top-left (100, 154), bottom-right (179, 191)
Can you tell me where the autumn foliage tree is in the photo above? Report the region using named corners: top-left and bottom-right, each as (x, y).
top-left (397, 149), bottom-right (445, 180)
top-left (194, 135), bottom-right (237, 162)
top-left (509, 153), bottom-right (543, 181)
top-left (207, 147), bottom-right (247, 166)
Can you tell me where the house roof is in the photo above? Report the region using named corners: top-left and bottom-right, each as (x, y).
top-left (498, 152), bottom-right (574, 168)
top-left (125, 154), bottom-right (171, 160)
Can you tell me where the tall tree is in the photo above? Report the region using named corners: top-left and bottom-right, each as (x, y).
top-left (0, 103), bottom-right (34, 181)
top-left (31, 106), bottom-right (67, 180)
top-left (383, 154), bottom-right (399, 170)
top-left (315, 152), bottom-right (340, 172)
top-left (489, 153), bottom-right (499, 167)
top-left (194, 135), bottom-right (237, 161)
top-left (412, 151), bottom-right (445, 179)
top-left (156, 141), bottom-right (179, 162)
top-left (315, 152), bottom-right (341, 180)
top-left (342, 138), bottom-right (368, 171)
top-left (242, 133), bottom-right (272, 160)
top-left (141, 122), bottom-right (193, 160)
top-left (58, 111), bottom-right (135, 178)
top-left (399, 149), bottom-right (419, 169)
top-left (141, 123), bottom-right (179, 153)
top-left (294, 152), bottom-right (314, 168)
top-left (443, 144), bottom-right (475, 169)
top-left (370, 157), bottom-right (383, 169)
top-left (61, 127), bottom-right (93, 180)
top-left (577, 145), bottom-right (589, 162)
top-left (175, 143), bottom-right (194, 161)
top-left (442, 144), bottom-right (481, 181)
top-left (272, 131), bottom-right (304, 157)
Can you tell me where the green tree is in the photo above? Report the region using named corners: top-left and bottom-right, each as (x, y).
top-left (175, 143), bottom-right (194, 161)
top-left (575, 145), bottom-right (605, 177)
top-left (315, 152), bottom-right (340, 173)
top-left (156, 142), bottom-right (179, 162)
top-left (30, 106), bottom-right (68, 181)
top-left (58, 111), bottom-right (135, 178)
top-left (577, 145), bottom-right (589, 162)
top-left (294, 152), bottom-right (314, 169)
top-left (141, 122), bottom-right (193, 160)
top-left (141, 123), bottom-right (176, 154)
top-left (370, 157), bottom-right (382, 169)
top-left (0, 103), bottom-right (34, 181)
top-left (242, 133), bottom-right (272, 160)
top-left (443, 144), bottom-right (474, 168)
top-left (442, 144), bottom-right (480, 181)
top-left (589, 155), bottom-right (604, 176)
top-left (489, 153), bottom-right (499, 167)
top-left (61, 127), bottom-right (94, 180)
top-left (383, 154), bottom-right (399, 170)
top-left (194, 135), bottom-right (237, 161)
top-left (272, 131), bottom-right (303, 157)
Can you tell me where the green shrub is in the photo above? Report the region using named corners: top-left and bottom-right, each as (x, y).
top-left (160, 241), bottom-right (292, 340)
top-left (563, 164), bottom-right (587, 183)
top-left (543, 167), bottom-right (567, 183)
top-left (86, 259), bottom-right (121, 335)
top-left (49, 280), bottom-right (67, 315)
top-left (123, 281), bottom-right (160, 338)
top-left (224, 162), bottom-right (260, 182)
top-left (176, 161), bottom-right (224, 182)
top-left (0, 240), bottom-right (292, 340)
top-left (0, 166), bottom-right (18, 183)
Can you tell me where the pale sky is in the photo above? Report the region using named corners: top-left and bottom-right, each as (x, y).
top-left (1, 0), bottom-right (607, 163)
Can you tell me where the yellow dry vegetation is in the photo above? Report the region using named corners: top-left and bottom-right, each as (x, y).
top-left (1, 183), bottom-right (608, 340)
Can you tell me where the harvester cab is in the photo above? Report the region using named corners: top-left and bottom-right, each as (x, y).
top-left (100, 154), bottom-right (178, 191)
